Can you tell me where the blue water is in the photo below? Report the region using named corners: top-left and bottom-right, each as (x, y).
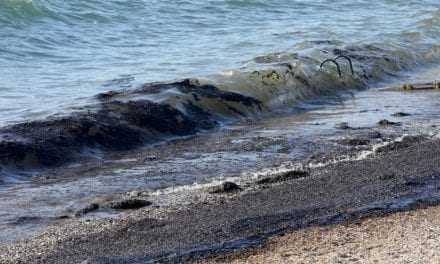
top-left (0, 0), bottom-right (440, 125)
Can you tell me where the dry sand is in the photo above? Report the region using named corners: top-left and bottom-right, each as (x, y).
top-left (201, 205), bottom-right (440, 264)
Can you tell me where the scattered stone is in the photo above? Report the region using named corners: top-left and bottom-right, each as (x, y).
top-left (75, 203), bottom-right (100, 217)
top-left (208, 182), bottom-right (242, 194)
top-left (257, 170), bottom-right (310, 184)
top-left (392, 112), bottom-right (411, 117)
top-left (107, 199), bottom-right (152, 210)
top-left (377, 119), bottom-right (400, 126)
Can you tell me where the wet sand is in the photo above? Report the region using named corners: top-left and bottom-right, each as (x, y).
top-left (2, 125), bottom-right (440, 263)
top-left (200, 204), bottom-right (440, 264)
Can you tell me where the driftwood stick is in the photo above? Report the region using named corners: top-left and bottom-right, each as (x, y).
top-left (382, 81), bottom-right (440, 91)
top-left (401, 80), bottom-right (440, 90)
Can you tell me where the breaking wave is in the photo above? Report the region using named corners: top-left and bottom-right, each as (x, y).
top-left (1, 38), bottom-right (440, 170)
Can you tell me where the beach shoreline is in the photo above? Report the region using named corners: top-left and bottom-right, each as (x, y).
top-left (2, 115), bottom-right (440, 263)
top-left (199, 203), bottom-right (440, 263)
top-left (2, 1), bottom-right (440, 263)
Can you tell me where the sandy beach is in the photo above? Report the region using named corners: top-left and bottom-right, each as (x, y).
top-left (201, 204), bottom-right (440, 264)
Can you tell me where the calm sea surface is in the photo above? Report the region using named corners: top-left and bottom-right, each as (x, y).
top-left (1, 0), bottom-right (440, 125)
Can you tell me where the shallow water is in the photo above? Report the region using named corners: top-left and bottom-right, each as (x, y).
top-left (2, 65), bottom-right (440, 242)
top-left (2, 0), bottom-right (440, 244)
top-left (1, 0), bottom-right (440, 124)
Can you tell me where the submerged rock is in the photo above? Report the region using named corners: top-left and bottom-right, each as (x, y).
top-left (208, 182), bottom-right (242, 194)
top-left (257, 170), bottom-right (310, 184)
top-left (107, 199), bottom-right (152, 210)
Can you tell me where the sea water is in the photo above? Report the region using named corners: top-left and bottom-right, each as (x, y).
top-left (1, 0), bottom-right (440, 125)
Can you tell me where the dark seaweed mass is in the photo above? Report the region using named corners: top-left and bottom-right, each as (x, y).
top-left (0, 80), bottom-right (262, 169)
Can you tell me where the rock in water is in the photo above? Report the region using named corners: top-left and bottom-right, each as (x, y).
top-left (208, 182), bottom-right (242, 194)
top-left (257, 170), bottom-right (310, 184)
top-left (107, 199), bottom-right (152, 210)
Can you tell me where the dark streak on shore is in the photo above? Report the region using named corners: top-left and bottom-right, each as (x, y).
top-left (3, 133), bottom-right (440, 263)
